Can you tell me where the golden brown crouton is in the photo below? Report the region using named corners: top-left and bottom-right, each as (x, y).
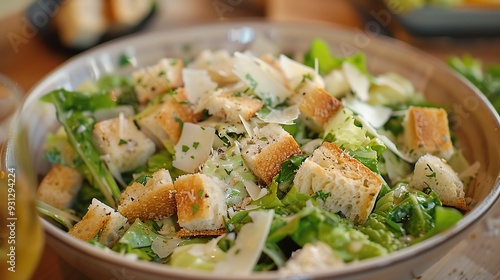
top-left (404, 106), bottom-right (454, 160)
top-left (241, 123), bottom-right (302, 184)
top-left (203, 90), bottom-right (264, 122)
top-left (37, 164), bottom-right (83, 209)
top-left (294, 142), bottom-right (382, 224)
top-left (118, 169), bottom-right (177, 222)
top-left (132, 58), bottom-right (184, 104)
top-left (174, 174), bottom-right (227, 232)
top-left (137, 88), bottom-right (201, 146)
top-left (93, 115), bottom-right (156, 173)
top-left (292, 80), bottom-right (343, 130)
top-left (176, 228), bottom-right (226, 238)
top-left (69, 198), bottom-right (129, 248)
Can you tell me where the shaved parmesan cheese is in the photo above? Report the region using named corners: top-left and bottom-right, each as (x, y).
top-left (280, 242), bottom-right (344, 274)
top-left (239, 115), bottom-right (254, 138)
top-left (253, 56), bottom-right (287, 85)
top-left (356, 116), bottom-right (415, 163)
top-left (256, 105), bottom-right (300, 125)
top-left (323, 69), bottom-right (350, 98)
top-left (342, 95), bottom-right (392, 128)
top-left (374, 72), bottom-right (414, 97)
top-left (151, 237), bottom-right (181, 258)
top-left (173, 123), bottom-right (215, 173)
top-left (188, 234), bottom-right (226, 257)
top-left (459, 161), bottom-right (480, 181)
top-left (182, 69), bottom-right (217, 104)
top-left (343, 61), bottom-right (370, 101)
top-left (233, 52), bottom-right (291, 107)
top-left (243, 180), bottom-right (267, 200)
top-left (214, 210), bottom-right (274, 275)
top-left (279, 54), bottom-right (324, 89)
top-left (248, 33), bottom-right (280, 56)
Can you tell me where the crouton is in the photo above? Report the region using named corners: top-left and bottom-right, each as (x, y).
top-left (69, 198), bottom-right (129, 248)
top-left (37, 164), bottom-right (83, 209)
top-left (137, 88), bottom-right (200, 146)
top-left (93, 114), bottom-right (156, 173)
top-left (176, 228), bottom-right (226, 238)
top-left (403, 106), bottom-right (454, 161)
top-left (241, 123), bottom-right (302, 184)
top-left (132, 58), bottom-right (183, 103)
top-left (294, 142), bottom-right (382, 224)
top-left (118, 169), bottom-right (177, 222)
top-left (174, 174), bottom-right (227, 232)
top-left (409, 154), bottom-right (467, 210)
top-left (292, 80), bottom-right (343, 130)
top-left (202, 90), bottom-right (264, 122)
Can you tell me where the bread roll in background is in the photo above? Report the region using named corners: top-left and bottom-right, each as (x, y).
top-left (54, 0), bottom-right (154, 48)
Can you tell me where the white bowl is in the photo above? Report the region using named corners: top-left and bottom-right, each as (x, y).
top-left (14, 21), bottom-right (500, 280)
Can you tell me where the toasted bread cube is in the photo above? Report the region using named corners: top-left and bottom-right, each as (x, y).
top-left (404, 106), bottom-right (454, 160)
top-left (132, 58), bottom-right (183, 103)
top-left (294, 142), bottom-right (382, 224)
top-left (69, 198), bottom-right (129, 248)
top-left (118, 169), bottom-right (177, 221)
top-left (241, 123), bottom-right (302, 184)
top-left (291, 80), bottom-right (343, 130)
top-left (137, 88), bottom-right (200, 146)
top-left (37, 164), bottom-right (83, 209)
top-left (176, 228), bottom-right (226, 238)
top-left (409, 154), bottom-right (467, 210)
top-left (174, 174), bottom-right (227, 232)
top-left (93, 115), bottom-right (155, 173)
top-left (203, 90), bottom-right (264, 122)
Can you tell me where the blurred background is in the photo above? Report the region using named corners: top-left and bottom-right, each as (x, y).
top-left (0, 0), bottom-right (499, 279)
top-left (1, 0), bottom-right (500, 94)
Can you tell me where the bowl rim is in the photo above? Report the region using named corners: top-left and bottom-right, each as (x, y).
top-left (26, 20), bottom-right (500, 279)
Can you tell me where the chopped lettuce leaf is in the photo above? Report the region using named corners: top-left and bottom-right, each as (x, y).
top-left (385, 188), bottom-right (442, 237)
top-left (37, 200), bottom-right (81, 230)
top-left (342, 94), bottom-right (392, 128)
top-left (447, 54), bottom-right (500, 114)
top-left (411, 206), bottom-right (463, 244)
top-left (303, 38), bottom-right (343, 75)
top-left (170, 235), bottom-right (226, 271)
top-left (214, 210), bottom-right (274, 275)
top-left (41, 89), bottom-right (122, 207)
top-left (202, 145), bottom-right (254, 206)
top-left (342, 57), bottom-right (371, 101)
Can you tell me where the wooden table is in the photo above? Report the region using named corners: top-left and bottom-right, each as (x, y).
top-left (1, 0), bottom-right (499, 279)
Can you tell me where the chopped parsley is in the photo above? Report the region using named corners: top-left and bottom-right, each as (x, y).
top-left (118, 53), bottom-right (132, 67)
top-left (426, 164), bottom-right (437, 178)
top-left (192, 203), bottom-right (200, 214)
top-left (313, 190), bottom-right (332, 202)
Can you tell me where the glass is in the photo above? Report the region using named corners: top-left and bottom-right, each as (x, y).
top-left (0, 75), bottom-right (44, 280)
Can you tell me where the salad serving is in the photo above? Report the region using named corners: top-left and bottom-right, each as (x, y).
top-left (36, 38), bottom-right (479, 275)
